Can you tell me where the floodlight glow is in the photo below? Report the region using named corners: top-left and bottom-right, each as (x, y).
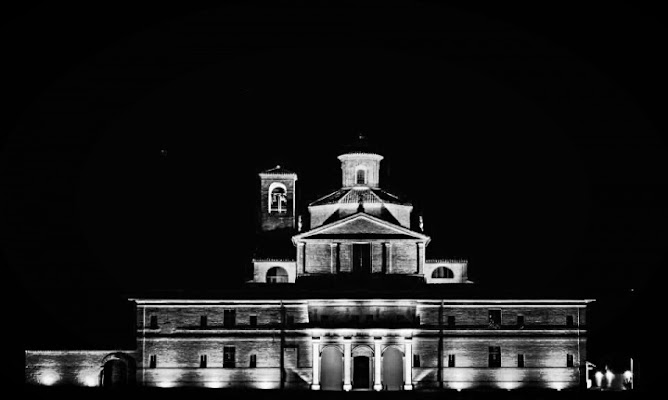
top-left (624, 370), bottom-right (633, 380)
top-left (605, 370), bottom-right (614, 386)
top-left (157, 381), bottom-right (177, 388)
top-left (81, 374), bottom-right (98, 387)
top-left (205, 382), bottom-right (225, 388)
top-left (40, 371), bottom-right (59, 386)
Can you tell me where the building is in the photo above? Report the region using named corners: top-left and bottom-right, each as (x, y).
top-left (24, 137), bottom-right (594, 391)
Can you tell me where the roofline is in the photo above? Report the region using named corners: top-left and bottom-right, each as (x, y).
top-left (130, 298), bottom-right (596, 305)
top-left (291, 211), bottom-right (431, 243)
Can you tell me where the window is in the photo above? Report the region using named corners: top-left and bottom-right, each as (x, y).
top-left (488, 310), bottom-right (501, 329)
top-left (447, 316), bottom-right (455, 327)
top-left (432, 266), bottom-right (454, 279)
top-left (149, 315), bottom-right (158, 329)
top-left (250, 315), bottom-right (257, 327)
top-left (567, 354), bottom-right (574, 367)
top-left (200, 315), bottom-right (207, 328)
top-left (448, 354), bottom-right (456, 367)
top-left (250, 354), bottom-right (257, 368)
top-left (489, 346), bottom-right (501, 367)
top-left (223, 346), bottom-right (235, 368)
top-left (356, 168), bottom-right (366, 184)
top-left (517, 315), bottom-right (525, 329)
top-left (266, 266), bottom-right (289, 283)
top-left (224, 309), bottom-right (236, 327)
top-left (200, 355), bottom-right (208, 368)
top-left (566, 315), bottom-right (574, 327)
top-left (287, 315), bottom-right (295, 326)
top-left (413, 354), bottom-right (420, 368)
top-left (269, 183), bottom-right (288, 213)
top-left (518, 354), bottom-right (525, 368)
top-left (149, 355), bottom-right (157, 369)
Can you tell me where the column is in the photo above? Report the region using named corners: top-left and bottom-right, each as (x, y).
top-left (386, 243), bottom-right (392, 274)
top-left (343, 338), bottom-right (352, 391)
top-left (330, 243), bottom-right (338, 274)
top-left (298, 242), bottom-right (306, 274)
top-left (417, 242), bottom-right (425, 274)
top-left (311, 339), bottom-right (320, 390)
top-left (403, 338), bottom-right (413, 390)
top-left (374, 338), bottom-right (382, 391)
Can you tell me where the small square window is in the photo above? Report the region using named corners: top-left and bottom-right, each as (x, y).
top-left (200, 315), bottom-right (207, 328)
top-left (150, 315), bottom-right (158, 329)
top-left (489, 346), bottom-right (501, 368)
top-left (566, 315), bottom-right (574, 327)
top-left (518, 354), bottom-right (525, 368)
top-left (448, 354), bottom-right (456, 367)
top-left (224, 310), bottom-right (236, 327)
top-left (447, 316), bottom-right (455, 327)
top-left (517, 315), bottom-right (525, 329)
top-left (567, 354), bottom-right (574, 367)
top-left (200, 354), bottom-right (207, 368)
top-left (250, 315), bottom-right (257, 327)
top-left (149, 355), bottom-right (157, 368)
top-left (250, 354), bottom-right (257, 368)
top-left (413, 354), bottom-right (420, 368)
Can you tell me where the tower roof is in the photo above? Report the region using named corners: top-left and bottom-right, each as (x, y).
top-left (339, 132), bottom-right (382, 156)
top-left (259, 165), bottom-right (297, 177)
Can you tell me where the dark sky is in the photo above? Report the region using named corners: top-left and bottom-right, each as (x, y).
top-left (2, 1), bottom-right (666, 385)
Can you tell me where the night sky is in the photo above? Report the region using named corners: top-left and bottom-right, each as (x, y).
top-left (2, 2), bottom-right (666, 388)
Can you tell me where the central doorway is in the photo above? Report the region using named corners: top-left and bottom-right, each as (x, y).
top-left (353, 356), bottom-right (371, 389)
top-left (352, 243), bottom-right (371, 274)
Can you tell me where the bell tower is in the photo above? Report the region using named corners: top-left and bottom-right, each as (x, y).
top-left (258, 165), bottom-right (298, 232)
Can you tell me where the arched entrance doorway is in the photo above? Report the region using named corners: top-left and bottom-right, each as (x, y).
top-left (382, 346), bottom-right (403, 391)
top-left (320, 346), bottom-right (343, 391)
top-left (352, 345), bottom-right (373, 390)
top-left (101, 353), bottom-right (136, 387)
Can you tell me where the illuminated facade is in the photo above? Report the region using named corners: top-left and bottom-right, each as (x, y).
top-left (25, 143), bottom-right (593, 391)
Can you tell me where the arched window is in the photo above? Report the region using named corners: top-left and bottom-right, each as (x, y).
top-left (356, 168), bottom-right (366, 184)
top-left (431, 266), bottom-right (454, 279)
top-left (268, 182), bottom-right (288, 213)
top-left (266, 266), bottom-right (289, 283)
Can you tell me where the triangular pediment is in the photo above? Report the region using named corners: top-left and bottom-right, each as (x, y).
top-left (293, 213), bottom-right (430, 242)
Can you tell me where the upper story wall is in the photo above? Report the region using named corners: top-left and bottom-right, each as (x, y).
top-left (338, 153), bottom-right (383, 188)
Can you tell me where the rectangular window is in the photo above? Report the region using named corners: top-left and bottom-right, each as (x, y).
top-left (287, 315), bottom-right (295, 326)
top-left (567, 354), bottom-right (574, 367)
top-left (566, 315), bottom-right (574, 327)
top-left (488, 310), bottom-right (501, 328)
top-left (224, 309), bottom-right (236, 327)
top-left (149, 315), bottom-right (158, 329)
top-left (149, 355), bottom-right (157, 368)
top-left (200, 315), bottom-right (207, 328)
top-left (200, 354), bottom-right (207, 368)
top-left (517, 315), bottom-right (525, 329)
top-left (223, 346), bottom-right (235, 368)
top-left (250, 315), bottom-right (257, 327)
top-left (447, 316), bottom-right (455, 327)
top-left (489, 346), bottom-right (501, 367)
top-left (518, 354), bottom-right (525, 368)
top-left (413, 354), bottom-right (420, 368)
top-left (250, 354), bottom-right (257, 368)
top-left (448, 354), bottom-right (456, 367)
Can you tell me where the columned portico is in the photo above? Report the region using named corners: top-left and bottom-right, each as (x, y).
top-left (404, 338), bottom-right (413, 390)
top-left (311, 339), bottom-right (320, 390)
top-left (343, 338), bottom-right (352, 391)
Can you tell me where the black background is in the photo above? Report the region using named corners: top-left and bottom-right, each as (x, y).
top-left (2, 1), bottom-right (665, 391)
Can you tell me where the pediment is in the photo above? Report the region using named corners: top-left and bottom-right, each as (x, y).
top-left (293, 213), bottom-right (429, 242)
